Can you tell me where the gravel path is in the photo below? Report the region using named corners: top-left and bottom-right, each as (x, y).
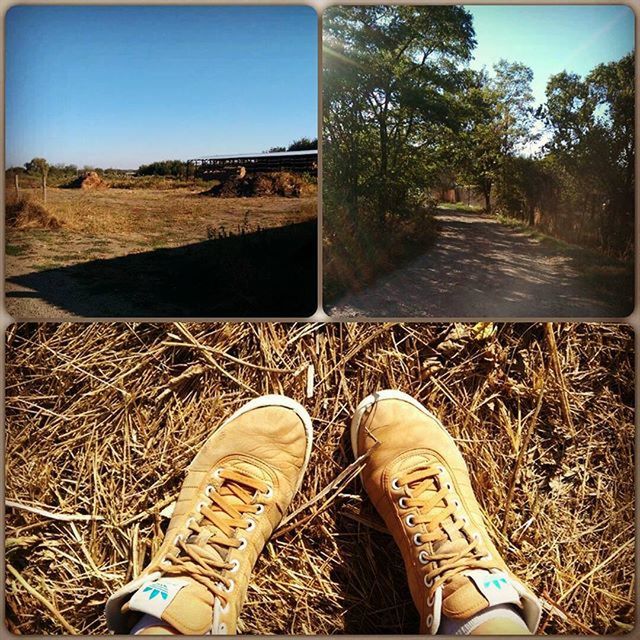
top-left (328, 209), bottom-right (632, 318)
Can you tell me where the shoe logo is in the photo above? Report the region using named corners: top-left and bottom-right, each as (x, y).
top-left (143, 583), bottom-right (170, 600)
top-left (484, 577), bottom-right (508, 590)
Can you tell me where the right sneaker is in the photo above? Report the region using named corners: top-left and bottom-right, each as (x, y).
top-left (106, 394), bottom-right (313, 635)
top-left (351, 390), bottom-right (541, 634)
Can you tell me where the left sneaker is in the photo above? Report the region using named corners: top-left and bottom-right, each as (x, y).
top-left (106, 394), bottom-right (313, 635)
top-left (351, 389), bottom-right (542, 634)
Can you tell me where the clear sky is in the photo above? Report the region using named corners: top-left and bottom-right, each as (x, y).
top-left (6, 6), bottom-right (318, 169)
top-left (468, 5), bottom-right (635, 107)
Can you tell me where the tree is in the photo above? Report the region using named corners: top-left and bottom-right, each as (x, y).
top-left (288, 138), bottom-right (317, 151)
top-left (543, 53), bottom-right (634, 253)
top-left (324, 5), bottom-right (476, 223)
top-left (25, 157), bottom-right (49, 177)
top-left (458, 61), bottom-right (536, 211)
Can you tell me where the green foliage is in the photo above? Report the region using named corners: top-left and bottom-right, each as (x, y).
top-left (457, 61), bottom-right (536, 211)
top-left (524, 52), bottom-right (635, 256)
top-left (324, 201), bottom-right (438, 304)
top-left (266, 138), bottom-right (318, 153)
top-left (24, 157), bottom-right (49, 177)
top-left (323, 5), bottom-right (476, 226)
top-left (137, 159), bottom-right (187, 177)
top-left (287, 138), bottom-right (317, 151)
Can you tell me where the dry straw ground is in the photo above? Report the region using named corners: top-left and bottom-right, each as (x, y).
top-left (5, 322), bottom-right (635, 635)
top-left (7, 187), bottom-right (316, 237)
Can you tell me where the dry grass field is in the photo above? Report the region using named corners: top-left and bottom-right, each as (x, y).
top-left (5, 322), bottom-right (634, 635)
top-left (7, 186), bottom-right (315, 264)
top-left (5, 187), bottom-right (317, 317)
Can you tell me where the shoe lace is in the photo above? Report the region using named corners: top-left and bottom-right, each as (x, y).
top-left (396, 464), bottom-right (490, 592)
top-left (160, 467), bottom-right (269, 605)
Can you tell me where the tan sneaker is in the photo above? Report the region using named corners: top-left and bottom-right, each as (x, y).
top-left (106, 395), bottom-right (313, 635)
top-left (351, 390), bottom-right (541, 634)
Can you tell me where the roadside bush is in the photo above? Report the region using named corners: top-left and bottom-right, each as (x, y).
top-left (324, 202), bottom-right (438, 304)
top-left (495, 155), bottom-right (633, 260)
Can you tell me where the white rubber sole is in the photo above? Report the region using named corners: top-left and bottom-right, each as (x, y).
top-left (220, 394), bottom-right (314, 495)
top-left (350, 389), bottom-right (455, 458)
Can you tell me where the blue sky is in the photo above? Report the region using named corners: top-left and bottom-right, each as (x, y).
top-left (468, 5), bottom-right (635, 106)
top-left (6, 6), bottom-right (318, 169)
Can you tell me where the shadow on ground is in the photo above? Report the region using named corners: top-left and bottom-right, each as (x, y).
top-left (6, 220), bottom-right (317, 318)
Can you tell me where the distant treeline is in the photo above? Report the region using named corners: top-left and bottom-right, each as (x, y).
top-left (137, 160), bottom-right (187, 177)
top-left (6, 161), bottom-right (131, 179)
top-left (7, 137), bottom-right (319, 183)
top-left (265, 137), bottom-right (318, 153)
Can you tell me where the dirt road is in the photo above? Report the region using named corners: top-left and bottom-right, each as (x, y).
top-left (328, 209), bottom-right (633, 318)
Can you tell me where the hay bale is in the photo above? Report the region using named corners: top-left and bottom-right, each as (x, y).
top-left (202, 172), bottom-right (306, 198)
top-left (61, 171), bottom-right (109, 190)
top-left (5, 194), bottom-right (62, 229)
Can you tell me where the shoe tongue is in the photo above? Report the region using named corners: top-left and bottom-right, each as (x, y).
top-left (442, 569), bottom-right (522, 620)
top-left (125, 576), bottom-right (214, 634)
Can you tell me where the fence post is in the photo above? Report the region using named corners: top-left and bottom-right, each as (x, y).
top-left (42, 173), bottom-right (47, 204)
top-left (14, 173), bottom-right (19, 196)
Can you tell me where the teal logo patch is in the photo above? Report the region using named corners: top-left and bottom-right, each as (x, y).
top-left (143, 583), bottom-right (169, 600)
top-left (484, 577), bottom-right (508, 590)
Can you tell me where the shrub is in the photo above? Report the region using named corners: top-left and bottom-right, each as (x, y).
top-left (323, 202), bottom-right (438, 303)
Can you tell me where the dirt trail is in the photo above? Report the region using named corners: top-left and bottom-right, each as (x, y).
top-left (329, 209), bottom-right (633, 318)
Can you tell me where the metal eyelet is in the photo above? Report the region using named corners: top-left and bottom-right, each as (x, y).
top-left (405, 514), bottom-right (416, 527)
top-left (219, 623), bottom-right (227, 633)
top-left (173, 534), bottom-right (183, 546)
top-left (424, 574), bottom-right (434, 588)
top-left (453, 499), bottom-right (460, 509)
top-left (483, 552), bottom-right (493, 561)
top-left (237, 537), bottom-right (247, 551)
top-left (228, 559), bottom-right (240, 573)
top-left (427, 593), bottom-right (435, 607)
top-left (473, 533), bottom-right (481, 542)
top-left (426, 613), bottom-right (434, 627)
top-left (437, 466), bottom-right (445, 475)
top-left (161, 557), bottom-right (171, 567)
top-left (186, 516), bottom-right (195, 528)
top-left (213, 468), bottom-right (223, 480)
top-left (196, 501), bottom-right (207, 513)
top-left (418, 551), bottom-right (429, 564)
top-left (205, 485), bottom-right (215, 497)
top-left (263, 486), bottom-right (274, 499)
top-left (255, 504), bottom-right (265, 515)
top-left (445, 482), bottom-right (452, 491)
top-left (224, 579), bottom-right (235, 593)
top-left (245, 519), bottom-right (256, 532)
top-left (460, 515), bottom-right (468, 525)
top-left (220, 602), bottom-right (230, 614)
top-left (391, 478), bottom-right (401, 491)
top-left (399, 497), bottom-right (409, 509)
top-left (413, 533), bottom-right (422, 546)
